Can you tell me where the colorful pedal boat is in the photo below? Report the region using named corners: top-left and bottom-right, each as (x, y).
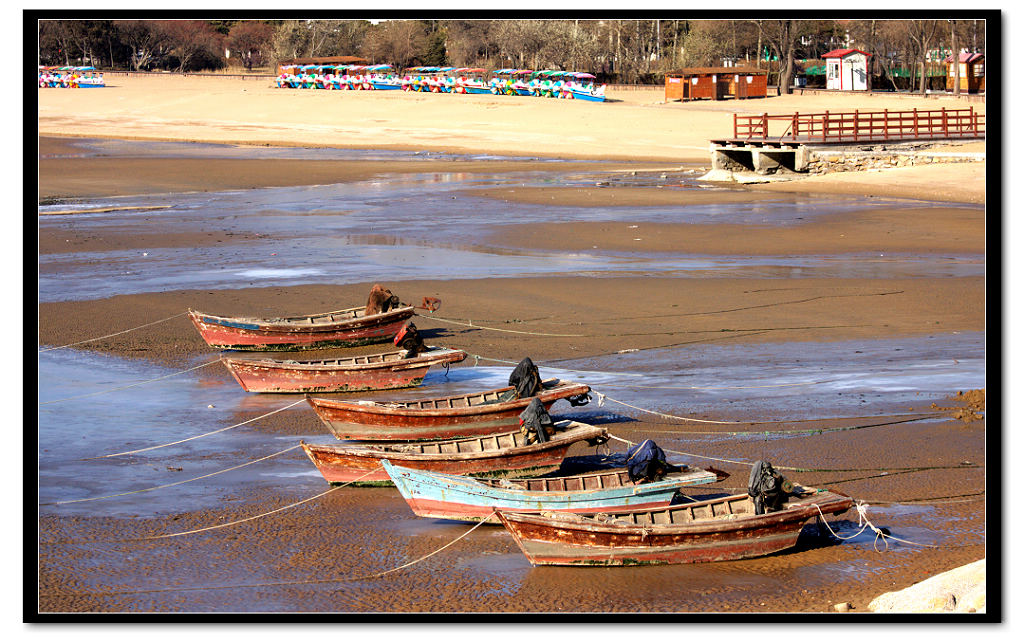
top-left (187, 305), bottom-right (415, 351)
top-left (300, 420), bottom-right (607, 486)
top-left (306, 378), bottom-right (591, 440)
top-left (221, 347), bottom-right (467, 393)
top-left (496, 487), bottom-right (854, 566)
top-left (383, 460), bottom-right (727, 524)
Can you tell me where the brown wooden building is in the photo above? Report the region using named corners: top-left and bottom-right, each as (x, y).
top-left (945, 53), bottom-right (985, 93)
top-left (276, 56), bottom-right (369, 75)
top-left (665, 67), bottom-right (769, 101)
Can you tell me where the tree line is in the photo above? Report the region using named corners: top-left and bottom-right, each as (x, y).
top-left (37, 18), bottom-right (986, 93)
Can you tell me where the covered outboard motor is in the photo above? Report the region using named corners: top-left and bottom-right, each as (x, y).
top-left (747, 460), bottom-right (792, 515)
top-left (365, 284), bottom-right (402, 316)
top-left (519, 397), bottom-right (554, 444)
top-left (508, 357), bottom-right (542, 399)
top-left (393, 322), bottom-right (426, 358)
top-left (623, 439), bottom-right (671, 483)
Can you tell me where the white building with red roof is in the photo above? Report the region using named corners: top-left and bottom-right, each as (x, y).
top-left (823, 48), bottom-right (872, 91)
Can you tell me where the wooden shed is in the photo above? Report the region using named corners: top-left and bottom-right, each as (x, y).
top-left (277, 56), bottom-right (369, 75)
top-left (946, 53), bottom-right (985, 93)
top-left (822, 48), bottom-right (872, 91)
top-left (665, 67), bottom-right (768, 102)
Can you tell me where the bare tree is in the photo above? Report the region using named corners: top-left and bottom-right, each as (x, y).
top-left (272, 20), bottom-right (309, 61)
top-left (907, 19), bottom-right (941, 93)
top-left (950, 19), bottom-right (960, 96)
top-left (491, 20), bottom-right (549, 69)
top-left (361, 20), bottom-right (427, 67)
top-left (443, 19), bottom-right (497, 67)
top-left (156, 20), bottom-right (223, 72)
top-left (228, 20), bottom-right (274, 70)
top-left (39, 20), bottom-right (75, 66)
top-left (114, 20), bottom-right (169, 70)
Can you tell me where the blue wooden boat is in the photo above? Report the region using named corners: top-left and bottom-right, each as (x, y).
top-left (370, 80), bottom-right (402, 90)
top-left (570, 89), bottom-right (606, 102)
top-left (383, 459), bottom-right (726, 524)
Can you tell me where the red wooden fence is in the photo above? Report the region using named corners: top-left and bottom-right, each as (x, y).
top-left (734, 107), bottom-right (985, 143)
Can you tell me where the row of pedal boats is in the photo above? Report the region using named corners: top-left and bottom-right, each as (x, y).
top-left (188, 294), bottom-right (854, 566)
top-left (275, 65), bottom-right (607, 101)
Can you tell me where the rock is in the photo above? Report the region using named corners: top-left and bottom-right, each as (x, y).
top-left (868, 559), bottom-right (986, 613)
top-left (834, 602), bottom-right (852, 612)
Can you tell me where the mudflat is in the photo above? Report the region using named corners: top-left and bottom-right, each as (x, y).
top-left (35, 73), bottom-right (987, 616)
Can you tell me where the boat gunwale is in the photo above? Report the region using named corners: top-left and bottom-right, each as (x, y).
top-left (188, 305), bottom-right (415, 333)
top-left (307, 379), bottom-right (590, 417)
top-left (496, 490), bottom-right (853, 537)
top-left (221, 347), bottom-right (467, 373)
top-left (383, 460), bottom-right (717, 501)
top-left (303, 421), bottom-right (606, 463)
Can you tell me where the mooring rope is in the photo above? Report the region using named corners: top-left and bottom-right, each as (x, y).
top-left (605, 433), bottom-right (981, 475)
top-left (38, 358), bottom-right (221, 406)
top-left (43, 510), bottom-right (496, 598)
top-left (42, 444), bottom-right (304, 506)
top-left (38, 312), bottom-right (188, 352)
top-left (133, 467), bottom-right (384, 541)
top-left (420, 314), bottom-right (585, 337)
top-left (83, 399), bottom-right (308, 459)
top-left (814, 502), bottom-right (938, 552)
top-left (596, 393), bottom-right (745, 425)
top-left (591, 379), bottom-right (838, 391)
top-left (469, 353), bottom-right (842, 390)
top-left (596, 396), bottom-right (945, 434)
top-left (468, 353), bottom-right (643, 377)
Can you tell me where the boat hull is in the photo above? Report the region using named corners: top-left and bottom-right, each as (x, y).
top-left (570, 90), bottom-right (606, 102)
top-left (384, 461), bottom-right (722, 523)
top-left (497, 491), bottom-right (853, 566)
top-left (307, 380), bottom-right (591, 440)
top-left (301, 421), bottom-right (606, 485)
top-left (221, 348), bottom-right (467, 393)
top-left (188, 306), bottom-right (415, 351)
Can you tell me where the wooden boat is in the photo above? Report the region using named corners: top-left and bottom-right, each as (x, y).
top-left (300, 420), bottom-right (607, 486)
top-left (496, 486), bottom-right (854, 566)
top-left (306, 378), bottom-right (591, 441)
top-left (569, 88), bottom-right (606, 102)
top-left (221, 347), bottom-right (467, 394)
top-left (383, 460), bottom-right (727, 524)
top-left (187, 305), bottom-right (415, 351)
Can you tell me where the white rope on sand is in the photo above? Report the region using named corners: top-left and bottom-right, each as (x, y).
top-left (38, 358), bottom-right (221, 406)
top-left (42, 444), bottom-right (303, 506)
top-left (469, 353), bottom-right (644, 377)
top-left (595, 392), bottom-right (746, 425)
top-left (422, 314), bottom-right (585, 337)
top-left (46, 509), bottom-right (495, 597)
top-left (607, 433), bottom-right (754, 468)
top-left (135, 467), bottom-right (385, 541)
top-left (813, 502), bottom-right (938, 552)
top-left (38, 312), bottom-right (188, 352)
top-left (84, 398), bottom-right (308, 459)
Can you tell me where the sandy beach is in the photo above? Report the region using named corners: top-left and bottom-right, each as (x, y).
top-left (35, 74), bottom-right (987, 616)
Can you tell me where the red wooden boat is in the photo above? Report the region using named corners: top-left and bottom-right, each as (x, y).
top-left (306, 378), bottom-right (591, 440)
top-left (496, 486), bottom-right (854, 566)
top-left (187, 305), bottom-right (416, 351)
top-left (221, 347), bottom-right (467, 393)
top-left (300, 420), bottom-right (607, 485)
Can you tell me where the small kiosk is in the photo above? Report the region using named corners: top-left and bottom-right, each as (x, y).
top-left (946, 53), bottom-right (985, 94)
top-left (665, 67), bottom-right (768, 101)
top-left (822, 48), bottom-right (872, 91)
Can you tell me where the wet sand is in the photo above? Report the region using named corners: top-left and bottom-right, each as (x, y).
top-left (35, 74), bottom-right (988, 617)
